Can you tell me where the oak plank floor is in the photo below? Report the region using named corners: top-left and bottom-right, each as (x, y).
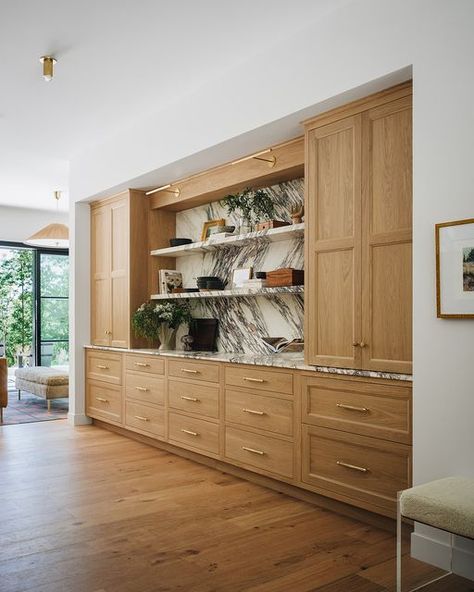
top-left (0, 421), bottom-right (471, 592)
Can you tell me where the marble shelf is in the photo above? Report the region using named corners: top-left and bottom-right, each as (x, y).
top-left (150, 285), bottom-right (304, 300)
top-left (150, 223), bottom-right (304, 258)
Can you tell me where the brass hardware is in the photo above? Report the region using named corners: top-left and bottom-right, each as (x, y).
top-left (104, 330), bottom-right (112, 335)
top-left (180, 368), bottom-right (199, 374)
top-left (181, 396), bottom-right (199, 402)
top-left (135, 387), bottom-right (149, 392)
top-left (135, 362), bottom-right (150, 367)
top-left (231, 149), bottom-right (277, 168)
top-left (96, 364), bottom-right (109, 370)
top-left (360, 341), bottom-right (367, 348)
top-left (243, 377), bottom-right (265, 383)
top-left (134, 415), bottom-right (150, 422)
top-left (242, 408), bottom-right (265, 416)
top-left (242, 446), bottom-right (265, 456)
top-left (96, 397), bottom-right (108, 403)
top-left (181, 428), bottom-right (198, 436)
top-left (336, 460), bottom-right (369, 473)
top-left (39, 55), bottom-right (57, 81)
top-left (336, 403), bottom-right (369, 413)
top-left (145, 184), bottom-right (181, 197)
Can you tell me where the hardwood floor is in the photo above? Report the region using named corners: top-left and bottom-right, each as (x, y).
top-left (0, 421), bottom-right (471, 592)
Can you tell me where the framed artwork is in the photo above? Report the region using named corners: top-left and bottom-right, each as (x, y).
top-left (159, 270), bottom-right (183, 294)
top-left (436, 218), bottom-right (474, 318)
top-left (201, 219), bottom-right (225, 241)
top-left (232, 267), bottom-right (253, 288)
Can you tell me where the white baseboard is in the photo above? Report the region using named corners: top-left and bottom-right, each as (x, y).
top-left (412, 531), bottom-right (474, 581)
top-left (67, 412), bottom-right (92, 426)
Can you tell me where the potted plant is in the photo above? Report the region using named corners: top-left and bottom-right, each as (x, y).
top-left (221, 188), bottom-right (276, 233)
top-left (132, 301), bottom-right (192, 351)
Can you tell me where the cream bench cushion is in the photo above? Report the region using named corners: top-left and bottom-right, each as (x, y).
top-left (400, 477), bottom-right (474, 540)
top-left (15, 366), bottom-right (69, 401)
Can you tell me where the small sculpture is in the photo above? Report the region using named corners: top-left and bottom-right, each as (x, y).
top-left (291, 204), bottom-right (304, 224)
top-left (181, 334), bottom-right (194, 352)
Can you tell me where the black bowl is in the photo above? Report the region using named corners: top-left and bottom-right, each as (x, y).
top-left (170, 238), bottom-right (192, 247)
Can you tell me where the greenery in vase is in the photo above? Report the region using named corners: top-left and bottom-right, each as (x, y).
top-left (221, 188), bottom-right (275, 228)
top-left (132, 301), bottom-right (192, 341)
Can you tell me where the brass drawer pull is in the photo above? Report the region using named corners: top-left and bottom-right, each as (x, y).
top-left (96, 364), bottom-right (109, 370)
top-left (336, 460), bottom-right (369, 473)
top-left (336, 403), bottom-right (369, 413)
top-left (96, 397), bottom-right (108, 403)
top-left (134, 415), bottom-right (150, 422)
top-left (181, 428), bottom-right (198, 436)
top-left (243, 377), bottom-right (265, 383)
top-left (181, 368), bottom-right (199, 374)
top-left (242, 446), bottom-right (265, 456)
top-left (181, 396), bottom-right (199, 402)
top-left (242, 408), bottom-right (265, 416)
top-left (135, 386), bottom-right (149, 392)
top-left (135, 362), bottom-right (150, 368)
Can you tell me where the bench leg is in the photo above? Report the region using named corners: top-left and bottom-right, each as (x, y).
top-left (18, 389), bottom-right (21, 400)
top-left (0, 407), bottom-right (3, 423)
top-left (397, 492), bottom-right (402, 592)
top-left (47, 400), bottom-right (51, 412)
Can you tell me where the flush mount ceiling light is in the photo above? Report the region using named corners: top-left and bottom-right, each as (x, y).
top-left (25, 191), bottom-right (69, 248)
top-left (39, 55), bottom-right (57, 81)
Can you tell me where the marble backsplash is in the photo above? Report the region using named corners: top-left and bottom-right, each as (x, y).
top-left (174, 178), bottom-right (304, 354)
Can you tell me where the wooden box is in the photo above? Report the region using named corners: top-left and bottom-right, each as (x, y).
top-left (255, 220), bottom-right (290, 231)
top-left (266, 268), bottom-right (304, 287)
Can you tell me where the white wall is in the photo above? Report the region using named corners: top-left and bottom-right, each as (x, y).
top-left (69, 0), bottom-right (474, 577)
top-left (0, 205), bottom-right (68, 243)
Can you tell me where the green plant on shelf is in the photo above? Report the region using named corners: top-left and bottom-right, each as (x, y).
top-left (221, 188), bottom-right (275, 231)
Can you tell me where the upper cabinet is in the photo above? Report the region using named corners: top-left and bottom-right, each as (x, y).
top-left (91, 190), bottom-right (150, 348)
top-left (305, 83), bottom-right (412, 374)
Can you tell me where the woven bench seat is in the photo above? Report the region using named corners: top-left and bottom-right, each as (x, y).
top-left (15, 366), bottom-right (69, 410)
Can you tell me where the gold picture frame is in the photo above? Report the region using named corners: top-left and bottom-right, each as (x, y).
top-left (201, 218), bottom-right (225, 241)
top-left (436, 218), bottom-right (474, 318)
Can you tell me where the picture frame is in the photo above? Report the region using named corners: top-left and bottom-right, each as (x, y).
top-left (435, 218), bottom-right (474, 318)
top-left (201, 218), bottom-right (225, 241)
top-left (159, 269), bottom-right (183, 294)
top-left (232, 267), bottom-right (253, 288)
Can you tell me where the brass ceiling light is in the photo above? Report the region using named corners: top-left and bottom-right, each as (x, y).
top-left (39, 56), bottom-right (57, 81)
top-left (25, 191), bottom-right (69, 248)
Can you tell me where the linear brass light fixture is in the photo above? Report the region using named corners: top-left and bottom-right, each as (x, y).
top-left (145, 184), bottom-right (181, 197)
top-left (39, 55), bottom-right (57, 81)
top-left (231, 149), bottom-right (276, 168)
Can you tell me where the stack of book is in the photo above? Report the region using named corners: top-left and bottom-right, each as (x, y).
top-left (241, 278), bottom-right (267, 289)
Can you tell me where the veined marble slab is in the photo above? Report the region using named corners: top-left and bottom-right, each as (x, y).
top-left (150, 286), bottom-right (303, 300)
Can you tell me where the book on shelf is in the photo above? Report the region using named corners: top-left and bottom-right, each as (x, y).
top-left (261, 337), bottom-right (304, 353)
top-left (159, 270), bottom-right (183, 294)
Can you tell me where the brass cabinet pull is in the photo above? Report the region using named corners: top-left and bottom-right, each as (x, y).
top-left (336, 460), bottom-right (369, 473)
top-left (181, 368), bottom-right (199, 374)
top-left (96, 364), bottom-right (109, 370)
top-left (352, 341), bottom-right (368, 348)
top-left (352, 341), bottom-right (359, 347)
top-left (96, 397), bottom-right (108, 403)
top-left (134, 415), bottom-right (149, 422)
top-left (243, 377), bottom-right (265, 383)
top-left (336, 403), bottom-right (369, 413)
top-left (181, 428), bottom-right (198, 436)
top-left (181, 396), bottom-right (199, 402)
top-left (359, 341), bottom-right (367, 348)
top-left (135, 362), bottom-right (150, 367)
top-left (242, 408), bottom-right (265, 416)
top-left (104, 330), bottom-right (112, 335)
top-left (242, 446), bottom-right (265, 456)
top-left (135, 386), bottom-right (149, 392)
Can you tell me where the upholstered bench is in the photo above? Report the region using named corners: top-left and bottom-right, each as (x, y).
top-left (397, 477), bottom-right (474, 591)
top-left (15, 366), bottom-right (69, 411)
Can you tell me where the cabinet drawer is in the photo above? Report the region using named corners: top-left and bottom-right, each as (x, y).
top-left (225, 390), bottom-right (293, 437)
top-left (168, 379), bottom-right (219, 419)
top-left (302, 425), bottom-right (411, 512)
top-left (86, 381), bottom-right (122, 424)
top-left (87, 351), bottom-right (122, 385)
top-left (125, 400), bottom-right (165, 438)
top-left (225, 366), bottom-right (293, 395)
top-left (125, 354), bottom-right (164, 375)
top-left (125, 372), bottom-right (165, 406)
top-left (168, 412), bottom-right (219, 455)
top-left (168, 359), bottom-right (219, 383)
top-left (301, 376), bottom-right (411, 444)
top-left (225, 427), bottom-right (294, 479)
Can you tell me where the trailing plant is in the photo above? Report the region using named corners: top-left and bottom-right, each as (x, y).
top-left (132, 301), bottom-right (192, 341)
top-left (221, 188), bottom-right (275, 227)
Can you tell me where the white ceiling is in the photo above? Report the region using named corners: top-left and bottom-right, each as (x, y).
top-left (0, 0), bottom-right (348, 211)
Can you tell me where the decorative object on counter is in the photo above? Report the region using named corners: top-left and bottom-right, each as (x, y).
top-left (255, 220), bottom-right (290, 231)
top-left (291, 204), bottom-right (304, 224)
top-left (208, 225), bottom-right (236, 237)
top-left (221, 188), bottom-right (276, 233)
top-left (181, 334), bottom-right (194, 352)
top-left (255, 271), bottom-right (267, 279)
top-left (436, 218), bottom-right (474, 318)
top-left (201, 218), bottom-right (226, 241)
top-left (169, 238), bottom-right (192, 247)
top-left (232, 267), bottom-right (253, 288)
top-left (159, 270), bottom-right (183, 294)
top-left (266, 268), bottom-right (304, 287)
top-left (261, 337), bottom-right (304, 353)
top-left (132, 301), bottom-right (192, 351)
top-left (196, 276), bottom-right (224, 291)
top-left (189, 318), bottom-right (218, 351)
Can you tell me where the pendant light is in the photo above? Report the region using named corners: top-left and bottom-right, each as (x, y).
top-left (26, 191), bottom-right (69, 248)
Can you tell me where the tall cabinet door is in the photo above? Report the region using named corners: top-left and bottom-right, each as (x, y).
top-left (305, 115), bottom-right (363, 368)
top-left (110, 198), bottom-right (130, 348)
top-left (361, 96), bottom-right (412, 373)
top-left (91, 205), bottom-right (111, 346)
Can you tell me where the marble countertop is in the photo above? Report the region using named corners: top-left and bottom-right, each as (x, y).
top-left (84, 345), bottom-right (412, 382)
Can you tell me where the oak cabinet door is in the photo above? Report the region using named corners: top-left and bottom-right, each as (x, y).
top-left (91, 205), bottom-right (111, 346)
top-left (361, 96), bottom-right (412, 373)
top-left (305, 115), bottom-right (362, 368)
top-left (110, 198), bottom-right (130, 348)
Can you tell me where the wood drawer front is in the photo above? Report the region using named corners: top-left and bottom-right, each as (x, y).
top-left (125, 372), bottom-right (165, 406)
top-left (125, 354), bottom-right (164, 375)
top-left (302, 425), bottom-right (411, 511)
top-left (87, 381), bottom-right (122, 424)
top-left (168, 359), bottom-right (219, 383)
top-left (168, 379), bottom-right (219, 419)
top-left (225, 366), bottom-right (293, 395)
top-left (87, 351), bottom-right (122, 385)
top-left (301, 376), bottom-right (411, 444)
top-left (225, 427), bottom-right (294, 479)
top-left (225, 389), bottom-right (293, 437)
top-left (168, 412), bottom-right (219, 455)
top-left (125, 400), bottom-right (165, 438)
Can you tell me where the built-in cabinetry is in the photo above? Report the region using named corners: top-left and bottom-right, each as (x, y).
top-left (304, 83), bottom-right (412, 373)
